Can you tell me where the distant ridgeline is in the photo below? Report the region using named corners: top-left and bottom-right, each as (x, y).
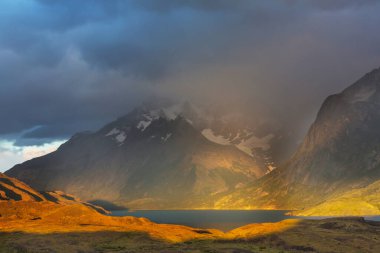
top-left (6, 67), bottom-right (380, 215)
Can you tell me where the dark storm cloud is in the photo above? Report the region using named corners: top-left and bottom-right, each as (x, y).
top-left (1, 0), bottom-right (380, 146)
top-left (301, 0), bottom-right (380, 10)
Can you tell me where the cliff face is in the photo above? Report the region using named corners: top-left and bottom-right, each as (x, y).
top-left (287, 67), bottom-right (380, 187)
top-left (214, 67), bottom-right (380, 211)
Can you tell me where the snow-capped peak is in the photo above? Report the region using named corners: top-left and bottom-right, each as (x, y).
top-left (201, 128), bottom-right (274, 157)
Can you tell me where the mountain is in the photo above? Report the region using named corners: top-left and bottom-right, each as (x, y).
top-left (9, 67), bottom-right (380, 212)
top-left (6, 101), bottom-right (278, 209)
top-left (214, 67), bottom-right (380, 212)
top-left (286, 67), bottom-right (380, 187)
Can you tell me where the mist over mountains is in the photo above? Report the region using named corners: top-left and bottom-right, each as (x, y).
top-left (6, 100), bottom-right (287, 208)
top-left (3, 2), bottom-right (380, 253)
top-left (6, 67), bottom-right (380, 214)
top-left (214, 67), bottom-right (380, 214)
top-left (2, 0), bottom-right (380, 172)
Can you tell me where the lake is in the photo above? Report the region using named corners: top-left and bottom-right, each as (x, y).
top-left (110, 210), bottom-right (295, 231)
top-left (110, 210), bottom-right (380, 232)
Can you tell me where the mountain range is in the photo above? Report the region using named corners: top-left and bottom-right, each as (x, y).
top-left (6, 67), bottom-right (380, 214)
top-left (6, 101), bottom-right (284, 208)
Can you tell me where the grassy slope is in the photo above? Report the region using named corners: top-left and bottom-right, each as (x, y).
top-left (1, 201), bottom-right (380, 253)
top-left (293, 180), bottom-right (380, 216)
top-left (1, 216), bottom-right (380, 253)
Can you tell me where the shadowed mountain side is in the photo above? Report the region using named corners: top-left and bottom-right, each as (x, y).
top-left (87, 199), bottom-right (128, 211)
top-left (44, 191), bottom-right (110, 215)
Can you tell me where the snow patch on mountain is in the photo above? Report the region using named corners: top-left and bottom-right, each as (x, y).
top-left (136, 104), bottom-right (185, 131)
top-left (137, 113), bottom-right (159, 131)
top-left (122, 101), bottom-right (278, 170)
top-left (201, 127), bottom-right (274, 157)
top-left (106, 128), bottom-right (121, 136)
top-left (105, 128), bottom-right (127, 145)
top-left (115, 132), bottom-right (127, 143)
top-left (137, 120), bottom-right (151, 131)
top-left (236, 133), bottom-right (274, 154)
top-left (201, 129), bottom-right (230, 146)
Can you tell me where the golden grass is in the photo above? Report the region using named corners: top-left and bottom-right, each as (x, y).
top-left (2, 201), bottom-right (380, 252)
top-left (293, 180), bottom-right (380, 216)
top-left (0, 201), bottom-right (223, 243)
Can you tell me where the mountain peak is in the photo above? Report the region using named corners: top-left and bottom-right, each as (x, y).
top-left (340, 66), bottom-right (380, 104)
top-left (6, 100), bottom-right (272, 209)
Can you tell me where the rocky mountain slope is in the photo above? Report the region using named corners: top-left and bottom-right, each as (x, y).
top-left (214, 67), bottom-right (380, 212)
top-left (0, 172), bottom-right (108, 217)
top-left (6, 102), bottom-right (276, 209)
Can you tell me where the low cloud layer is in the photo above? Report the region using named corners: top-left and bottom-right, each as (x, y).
top-left (0, 140), bottom-right (65, 171)
top-left (1, 0), bottom-right (380, 170)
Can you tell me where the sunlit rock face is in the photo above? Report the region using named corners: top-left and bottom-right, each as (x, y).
top-left (6, 101), bottom-right (278, 209)
top-left (0, 172), bottom-right (109, 215)
top-left (213, 67), bottom-right (380, 211)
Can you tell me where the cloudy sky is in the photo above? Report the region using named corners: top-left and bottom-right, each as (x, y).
top-left (1, 0), bottom-right (380, 171)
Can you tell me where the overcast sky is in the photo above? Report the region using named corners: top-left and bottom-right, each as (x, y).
top-left (1, 0), bottom-right (380, 171)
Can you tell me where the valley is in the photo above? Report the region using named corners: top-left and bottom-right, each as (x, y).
top-left (2, 2), bottom-right (380, 252)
